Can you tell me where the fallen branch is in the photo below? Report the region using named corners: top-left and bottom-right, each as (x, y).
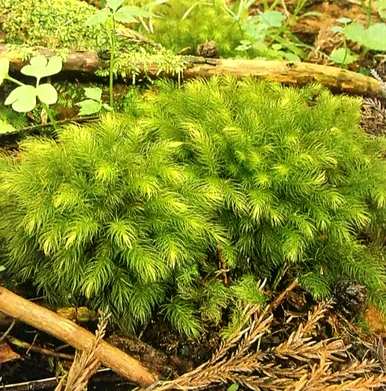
top-left (1, 44), bottom-right (384, 98)
top-left (0, 287), bottom-right (157, 387)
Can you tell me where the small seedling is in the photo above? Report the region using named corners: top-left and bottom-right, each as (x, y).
top-left (86, 0), bottom-right (153, 109)
top-left (77, 87), bottom-right (111, 116)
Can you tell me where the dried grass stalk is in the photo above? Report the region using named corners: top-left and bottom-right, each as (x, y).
top-left (55, 311), bottom-right (110, 391)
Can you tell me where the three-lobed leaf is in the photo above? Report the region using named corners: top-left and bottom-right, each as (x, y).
top-left (37, 84), bottom-right (58, 105)
top-left (86, 8), bottom-right (110, 26)
top-left (21, 55), bottom-right (63, 81)
top-left (5, 85), bottom-right (37, 113)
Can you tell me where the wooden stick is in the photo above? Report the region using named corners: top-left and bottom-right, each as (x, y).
top-left (1, 44), bottom-right (384, 98)
top-left (0, 287), bottom-right (157, 387)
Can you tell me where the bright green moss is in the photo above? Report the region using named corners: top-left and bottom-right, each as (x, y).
top-left (1, 79), bottom-right (385, 335)
top-left (0, 0), bottom-right (103, 50)
top-left (145, 0), bottom-right (244, 57)
top-left (0, 0), bottom-right (185, 76)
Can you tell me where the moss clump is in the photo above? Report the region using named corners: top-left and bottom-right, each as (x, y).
top-left (144, 0), bottom-right (244, 57)
top-left (0, 78), bottom-right (385, 335)
top-left (0, 0), bottom-right (103, 50)
top-left (0, 0), bottom-right (185, 77)
top-left (134, 77), bottom-right (386, 304)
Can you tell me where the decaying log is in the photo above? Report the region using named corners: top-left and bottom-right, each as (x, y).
top-left (0, 44), bottom-right (384, 98)
top-left (0, 287), bottom-right (157, 387)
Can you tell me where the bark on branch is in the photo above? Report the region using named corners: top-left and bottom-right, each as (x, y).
top-left (0, 287), bottom-right (157, 387)
top-left (1, 44), bottom-right (384, 98)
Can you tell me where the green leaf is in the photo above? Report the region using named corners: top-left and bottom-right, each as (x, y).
top-left (114, 6), bottom-right (139, 23)
top-left (343, 22), bottom-right (366, 44)
top-left (0, 119), bottom-right (16, 134)
top-left (329, 48), bottom-right (358, 65)
top-left (84, 87), bottom-right (102, 102)
top-left (227, 385), bottom-right (239, 391)
top-left (37, 83), bottom-right (58, 105)
top-left (86, 8), bottom-right (110, 26)
top-left (364, 23), bottom-right (386, 51)
top-left (344, 22), bottom-right (386, 51)
top-left (115, 6), bottom-right (153, 23)
top-left (107, 0), bottom-right (124, 12)
top-left (44, 56), bottom-right (63, 77)
top-left (5, 85), bottom-right (37, 113)
top-left (0, 58), bottom-right (9, 85)
top-left (0, 265), bottom-right (6, 272)
top-left (258, 11), bottom-right (285, 28)
top-left (77, 99), bottom-right (102, 116)
top-left (21, 55), bottom-right (62, 80)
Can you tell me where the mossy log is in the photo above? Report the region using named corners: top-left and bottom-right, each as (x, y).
top-left (0, 286), bottom-right (157, 387)
top-left (1, 44), bottom-right (385, 97)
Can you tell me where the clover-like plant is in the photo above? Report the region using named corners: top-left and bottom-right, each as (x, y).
top-left (0, 56), bottom-right (62, 123)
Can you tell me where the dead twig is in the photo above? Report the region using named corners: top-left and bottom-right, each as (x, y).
top-left (7, 336), bottom-right (74, 361)
top-left (0, 318), bottom-right (16, 343)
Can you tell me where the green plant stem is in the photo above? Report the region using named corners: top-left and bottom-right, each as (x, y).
top-left (367, 0), bottom-right (372, 26)
top-left (270, 0), bottom-right (281, 10)
top-left (109, 16), bottom-right (116, 110)
top-left (6, 76), bottom-right (24, 87)
top-left (44, 104), bottom-right (57, 130)
top-left (293, 0), bottom-right (308, 17)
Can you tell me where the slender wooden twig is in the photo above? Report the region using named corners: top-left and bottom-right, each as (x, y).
top-left (0, 319), bottom-right (16, 343)
top-left (6, 336), bottom-right (74, 361)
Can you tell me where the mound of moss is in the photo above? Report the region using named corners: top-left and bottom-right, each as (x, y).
top-left (0, 0), bottom-right (102, 50)
top-left (0, 0), bottom-right (184, 77)
top-left (145, 0), bottom-right (244, 57)
top-left (0, 78), bottom-right (385, 335)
